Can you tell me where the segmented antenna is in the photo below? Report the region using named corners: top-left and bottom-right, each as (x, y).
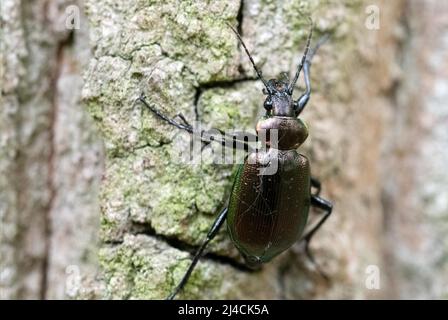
top-left (226, 22), bottom-right (271, 93)
top-left (288, 18), bottom-right (314, 95)
top-left (307, 33), bottom-right (330, 62)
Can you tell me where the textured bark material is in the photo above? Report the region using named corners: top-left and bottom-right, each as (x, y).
top-left (1, 0), bottom-right (447, 300)
top-left (80, 0), bottom-right (399, 299)
top-left (0, 0), bottom-right (103, 299)
top-left (380, 0), bottom-right (448, 299)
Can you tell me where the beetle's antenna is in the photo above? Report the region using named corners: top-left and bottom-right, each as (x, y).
top-left (226, 22), bottom-right (271, 93)
top-left (280, 71), bottom-right (290, 83)
top-left (307, 33), bottom-right (330, 62)
top-left (288, 18), bottom-right (313, 95)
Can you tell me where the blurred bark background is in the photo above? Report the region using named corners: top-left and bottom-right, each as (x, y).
top-left (1, 0), bottom-right (103, 299)
top-left (1, 0), bottom-right (447, 299)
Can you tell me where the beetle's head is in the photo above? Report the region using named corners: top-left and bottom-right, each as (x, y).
top-left (262, 77), bottom-right (294, 117)
top-left (227, 20), bottom-right (315, 118)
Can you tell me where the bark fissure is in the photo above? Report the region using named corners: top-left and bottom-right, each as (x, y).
top-left (129, 222), bottom-right (254, 272)
top-left (380, 1), bottom-right (413, 299)
top-left (40, 30), bottom-right (75, 300)
top-left (193, 78), bottom-right (258, 121)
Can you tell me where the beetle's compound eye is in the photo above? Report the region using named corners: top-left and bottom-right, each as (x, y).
top-left (264, 98), bottom-right (273, 111)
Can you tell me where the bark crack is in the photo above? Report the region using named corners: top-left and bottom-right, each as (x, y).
top-left (40, 30), bottom-right (75, 300)
top-left (127, 222), bottom-right (255, 273)
top-left (193, 77), bottom-right (257, 121)
top-left (380, 1), bottom-right (413, 299)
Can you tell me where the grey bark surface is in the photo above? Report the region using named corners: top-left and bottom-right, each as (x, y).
top-left (0, 0), bottom-right (103, 299)
top-left (380, 0), bottom-right (448, 298)
top-left (1, 0), bottom-right (447, 299)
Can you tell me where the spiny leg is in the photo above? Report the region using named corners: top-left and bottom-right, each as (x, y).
top-left (135, 93), bottom-right (194, 133)
top-left (301, 195), bottom-right (332, 280)
top-left (174, 112), bottom-right (192, 128)
top-left (134, 93), bottom-right (256, 153)
top-left (294, 61), bottom-right (311, 115)
top-left (167, 207), bottom-right (228, 300)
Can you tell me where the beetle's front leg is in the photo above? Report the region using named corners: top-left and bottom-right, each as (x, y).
top-left (135, 93), bottom-right (256, 153)
top-left (294, 61), bottom-right (311, 116)
top-left (294, 35), bottom-right (329, 116)
top-left (135, 93), bottom-right (194, 133)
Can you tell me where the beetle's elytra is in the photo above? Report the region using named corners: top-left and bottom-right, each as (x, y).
top-left (228, 148), bottom-right (311, 268)
top-left (136, 19), bottom-right (333, 300)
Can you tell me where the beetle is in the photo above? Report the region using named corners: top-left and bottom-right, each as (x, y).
top-left (136, 20), bottom-right (332, 300)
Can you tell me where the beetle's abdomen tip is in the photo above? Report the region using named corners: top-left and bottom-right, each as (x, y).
top-left (243, 255), bottom-right (263, 270)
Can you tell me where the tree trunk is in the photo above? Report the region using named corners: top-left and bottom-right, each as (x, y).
top-left (1, 0), bottom-right (447, 300)
top-left (0, 0), bottom-right (103, 299)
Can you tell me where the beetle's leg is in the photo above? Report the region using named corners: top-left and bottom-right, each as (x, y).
top-left (135, 93), bottom-right (256, 153)
top-left (294, 35), bottom-right (329, 116)
top-left (173, 112), bottom-right (192, 128)
top-left (294, 61), bottom-right (311, 116)
top-left (301, 195), bottom-right (333, 280)
top-left (135, 93), bottom-right (194, 133)
top-left (167, 207), bottom-right (228, 300)
top-left (310, 177), bottom-right (321, 196)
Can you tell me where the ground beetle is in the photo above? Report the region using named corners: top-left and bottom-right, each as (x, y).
top-left (136, 20), bottom-right (333, 300)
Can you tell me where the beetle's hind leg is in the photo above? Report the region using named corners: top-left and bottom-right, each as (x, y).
top-left (167, 207), bottom-right (228, 300)
top-left (301, 195), bottom-right (332, 281)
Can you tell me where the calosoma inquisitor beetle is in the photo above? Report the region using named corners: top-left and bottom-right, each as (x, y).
top-left (136, 20), bottom-right (333, 300)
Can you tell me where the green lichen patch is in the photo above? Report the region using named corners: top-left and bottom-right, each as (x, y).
top-left (198, 82), bottom-right (263, 130)
top-left (98, 234), bottom-right (241, 299)
top-left (98, 235), bottom-right (187, 299)
top-left (85, 0), bottom-right (241, 84)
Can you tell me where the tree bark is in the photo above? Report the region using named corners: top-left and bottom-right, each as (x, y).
top-left (0, 0), bottom-right (103, 299)
top-left (80, 0), bottom-right (401, 299)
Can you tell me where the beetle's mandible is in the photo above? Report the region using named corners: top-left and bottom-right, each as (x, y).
top-left (136, 19), bottom-right (333, 300)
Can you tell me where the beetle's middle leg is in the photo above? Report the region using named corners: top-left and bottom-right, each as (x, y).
top-left (167, 207), bottom-right (228, 300)
top-left (301, 195), bottom-right (332, 280)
